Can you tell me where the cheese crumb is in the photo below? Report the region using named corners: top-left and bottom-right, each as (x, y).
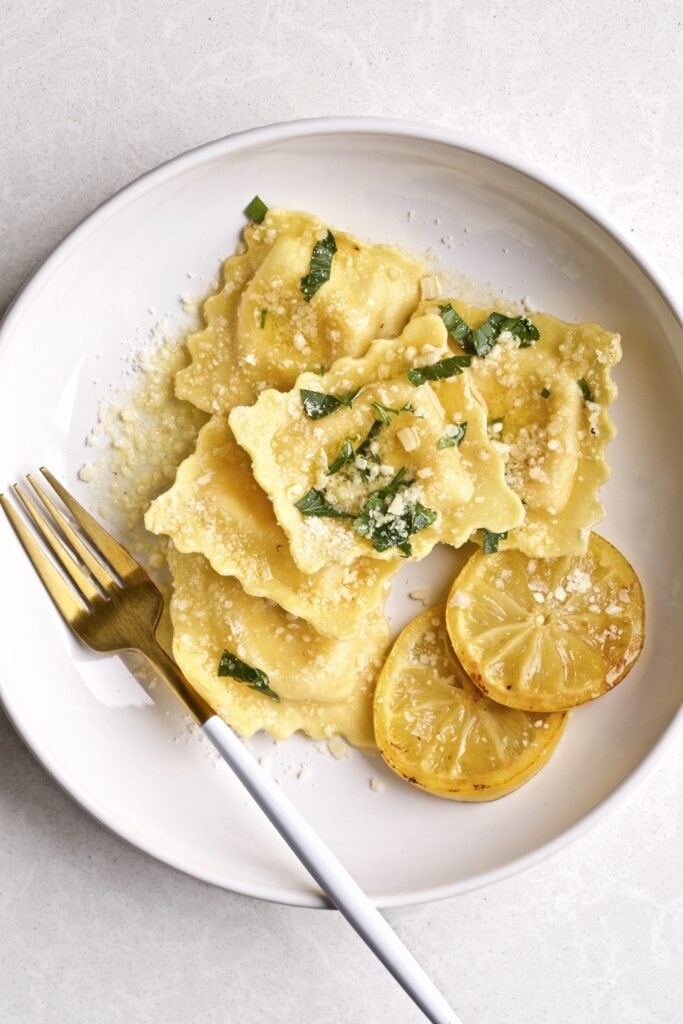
top-left (327, 736), bottom-right (351, 760)
top-left (78, 463), bottom-right (96, 483)
top-left (409, 588), bottom-right (430, 606)
top-left (449, 590), bottom-right (471, 608)
top-left (370, 777), bottom-right (385, 793)
top-left (397, 427), bottom-right (421, 452)
top-left (420, 275), bottom-right (441, 300)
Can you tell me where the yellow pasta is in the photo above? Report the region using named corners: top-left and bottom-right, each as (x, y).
top-left (229, 315), bottom-right (480, 575)
top-left (145, 415), bottom-right (401, 639)
top-left (415, 300), bottom-right (620, 555)
top-left (176, 209), bottom-right (423, 414)
top-left (168, 547), bottom-right (387, 746)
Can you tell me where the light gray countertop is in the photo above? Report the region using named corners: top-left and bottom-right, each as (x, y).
top-left (1, 2), bottom-right (681, 1022)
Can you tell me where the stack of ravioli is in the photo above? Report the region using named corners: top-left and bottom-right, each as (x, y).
top-left (145, 207), bottom-right (620, 748)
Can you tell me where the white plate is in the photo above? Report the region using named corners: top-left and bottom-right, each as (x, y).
top-left (1, 118), bottom-right (681, 909)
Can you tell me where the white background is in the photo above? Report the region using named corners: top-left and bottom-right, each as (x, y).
top-left (1, 2), bottom-right (682, 1022)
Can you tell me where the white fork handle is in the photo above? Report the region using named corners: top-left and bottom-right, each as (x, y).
top-left (202, 715), bottom-right (461, 1024)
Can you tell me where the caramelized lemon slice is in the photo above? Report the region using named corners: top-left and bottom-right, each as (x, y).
top-left (446, 533), bottom-right (644, 712)
top-left (373, 606), bottom-right (566, 800)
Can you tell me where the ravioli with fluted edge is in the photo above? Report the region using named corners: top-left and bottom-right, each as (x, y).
top-left (145, 415), bottom-right (402, 640)
top-left (176, 209), bottom-right (423, 415)
top-left (414, 299), bottom-right (621, 556)
top-left (168, 547), bottom-right (388, 745)
top-left (230, 315), bottom-right (515, 575)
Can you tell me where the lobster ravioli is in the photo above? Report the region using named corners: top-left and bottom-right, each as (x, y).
top-left (229, 315), bottom-right (482, 574)
top-left (168, 547), bottom-right (387, 746)
top-left (175, 209), bottom-right (423, 415)
top-left (415, 300), bottom-right (620, 556)
top-left (145, 415), bottom-right (401, 640)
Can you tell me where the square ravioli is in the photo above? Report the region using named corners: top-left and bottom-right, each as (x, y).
top-left (415, 299), bottom-right (621, 555)
top-left (144, 414), bottom-right (402, 640)
top-left (175, 209), bottom-right (423, 414)
top-left (229, 315), bottom-right (482, 575)
top-left (168, 548), bottom-right (387, 746)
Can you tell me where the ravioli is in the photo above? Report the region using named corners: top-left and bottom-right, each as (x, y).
top-left (168, 547), bottom-right (387, 746)
top-left (175, 209), bottom-right (423, 415)
top-left (229, 316), bottom-right (478, 575)
top-left (145, 415), bottom-right (401, 639)
top-left (415, 300), bottom-right (621, 555)
top-left (432, 374), bottom-right (525, 543)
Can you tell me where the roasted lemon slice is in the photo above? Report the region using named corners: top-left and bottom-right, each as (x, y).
top-left (373, 606), bottom-right (566, 800)
top-left (446, 533), bottom-right (644, 712)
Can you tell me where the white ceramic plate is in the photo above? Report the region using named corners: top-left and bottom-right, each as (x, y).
top-left (1, 118), bottom-right (681, 909)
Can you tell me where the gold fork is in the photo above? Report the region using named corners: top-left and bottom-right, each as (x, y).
top-left (0, 468), bottom-right (460, 1024)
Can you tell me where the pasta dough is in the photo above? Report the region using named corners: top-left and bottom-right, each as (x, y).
top-left (168, 547), bottom-right (387, 745)
top-left (229, 316), bottom-right (479, 574)
top-left (175, 209), bottom-right (423, 415)
top-left (415, 300), bottom-right (620, 555)
top-left (145, 415), bottom-right (401, 639)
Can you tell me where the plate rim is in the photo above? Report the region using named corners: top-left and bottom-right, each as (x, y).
top-left (1, 115), bottom-right (681, 910)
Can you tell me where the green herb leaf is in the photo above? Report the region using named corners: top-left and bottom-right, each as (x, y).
top-left (540, 387), bottom-right (550, 399)
top-left (294, 489), bottom-right (352, 518)
top-left (326, 438), bottom-right (355, 476)
top-left (370, 400), bottom-right (414, 425)
top-left (300, 387), bottom-right (361, 419)
top-left (471, 313), bottom-right (540, 357)
top-left (437, 422), bottom-right (467, 448)
top-left (577, 377), bottom-right (594, 402)
top-left (481, 529), bottom-right (508, 554)
top-left (354, 419), bottom-right (383, 477)
top-left (218, 650), bottom-right (279, 702)
top-left (353, 469), bottom-right (436, 555)
top-left (300, 230), bottom-right (337, 302)
top-left (244, 195), bottom-right (268, 224)
top-left (407, 355), bottom-right (472, 387)
top-left (439, 303), bottom-right (474, 352)
top-left (259, 308), bottom-right (268, 329)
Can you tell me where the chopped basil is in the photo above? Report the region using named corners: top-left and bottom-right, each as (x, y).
top-left (471, 313), bottom-right (540, 357)
top-left (294, 489), bottom-right (352, 518)
top-left (326, 438), bottom-right (354, 475)
top-left (407, 355), bottom-right (472, 387)
top-left (437, 422), bottom-right (467, 449)
top-left (540, 387), bottom-right (550, 399)
top-left (481, 529), bottom-right (508, 554)
top-left (371, 400), bottom-right (414, 425)
top-left (439, 303), bottom-right (474, 350)
top-left (300, 387), bottom-right (361, 419)
top-left (244, 195), bottom-right (268, 224)
top-left (355, 419), bottom-right (383, 477)
top-left (353, 468), bottom-right (436, 556)
top-left (577, 377), bottom-right (594, 402)
top-left (300, 230), bottom-right (337, 302)
top-left (218, 650), bottom-right (279, 702)
top-left (259, 308), bottom-right (268, 329)
top-left (318, 365), bottom-right (327, 376)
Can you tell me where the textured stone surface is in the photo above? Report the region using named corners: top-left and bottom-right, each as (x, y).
top-left (1, 2), bottom-right (681, 1022)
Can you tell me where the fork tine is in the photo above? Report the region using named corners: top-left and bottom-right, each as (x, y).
top-left (12, 483), bottom-right (103, 604)
top-left (39, 467), bottom-right (140, 577)
top-left (26, 474), bottom-right (115, 590)
top-left (0, 494), bottom-right (88, 621)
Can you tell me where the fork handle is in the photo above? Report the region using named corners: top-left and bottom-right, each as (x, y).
top-left (201, 714), bottom-right (462, 1024)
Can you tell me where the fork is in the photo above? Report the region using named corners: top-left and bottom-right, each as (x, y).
top-left (1, 468), bottom-right (461, 1024)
